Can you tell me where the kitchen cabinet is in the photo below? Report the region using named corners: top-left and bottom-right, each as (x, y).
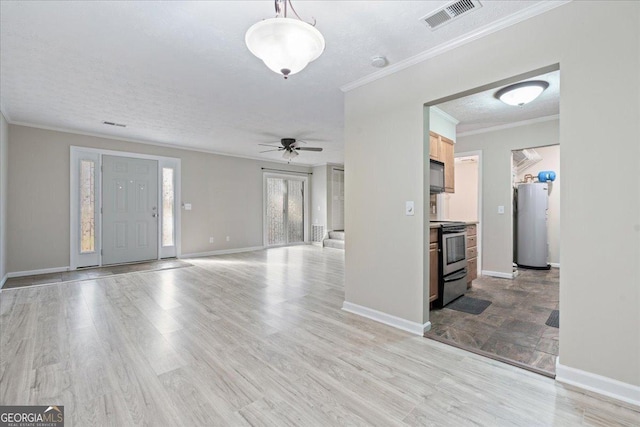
top-left (466, 224), bottom-right (478, 287)
top-left (429, 228), bottom-right (439, 302)
top-left (428, 131), bottom-right (455, 193)
top-left (429, 132), bottom-right (440, 160)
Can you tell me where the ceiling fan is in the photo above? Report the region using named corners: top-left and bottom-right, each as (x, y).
top-left (259, 138), bottom-right (323, 161)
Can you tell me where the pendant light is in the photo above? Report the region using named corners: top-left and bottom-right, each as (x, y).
top-left (495, 81), bottom-right (549, 106)
top-left (245, 0), bottom-right (325, 79)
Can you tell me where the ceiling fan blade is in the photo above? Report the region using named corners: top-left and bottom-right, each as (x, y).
top-left (260, 149), bottom-right (281, 153)
top-left (295, 147), bottom-right (323, 152)
top-left (258, 143), bottom-right (281, 148)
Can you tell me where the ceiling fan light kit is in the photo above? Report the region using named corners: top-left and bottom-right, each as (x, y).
top-left (495, 80), bottom-right (549, 106)
top-left (245, 0), bottom-right (325, 79)
top-left (259, 138), bottom-right (323, 162)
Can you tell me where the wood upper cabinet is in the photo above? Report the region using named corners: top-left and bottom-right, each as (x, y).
top-left (429, 132), bottom-right (440, 160)
top-left (428, 131), bottom-right (455, 193)
top-left (440, 136), bottom-right (455, 193)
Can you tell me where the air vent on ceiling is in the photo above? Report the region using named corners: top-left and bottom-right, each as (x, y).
top-left (103, 121), bottom-right (127, 128)
top-left (421, 0), bottom-right (482, 30)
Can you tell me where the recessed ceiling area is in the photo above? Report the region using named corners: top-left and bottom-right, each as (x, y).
top-left (436, 70), bottom-right (560, 135)
top-left (1, 1), bottom-right (562, 164)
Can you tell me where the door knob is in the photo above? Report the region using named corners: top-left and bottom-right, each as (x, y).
top-left (152, 213), bottom-right (157, 218)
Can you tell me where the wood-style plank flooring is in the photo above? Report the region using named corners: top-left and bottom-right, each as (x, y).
top-left (1, 246), bottom-right (638, 426)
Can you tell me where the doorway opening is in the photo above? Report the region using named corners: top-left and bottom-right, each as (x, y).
top-left (70, 147), bottom-right (181, 269)
top-left (423, 65), bottom-right (560, 377)
top-left (263, 173), bottom-right (309, 247)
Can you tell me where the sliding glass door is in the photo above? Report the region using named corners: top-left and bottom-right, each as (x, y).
top-left (265, 175), bottom-right (306, 246)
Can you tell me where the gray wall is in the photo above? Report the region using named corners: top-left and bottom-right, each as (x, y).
top-left (345, 1), bottom-right (640, 387)
top-left (456, 120), bottom-right (559, 274)
top-left (0, 112), bottom-right (8, 282)
top-left (7, 124), bottom-right (310, 273)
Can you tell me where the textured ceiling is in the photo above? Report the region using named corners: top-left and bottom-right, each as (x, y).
top-left (1, 1), bottom-right (556, 165)
top-left (436, 70), bottom-right (560, 134)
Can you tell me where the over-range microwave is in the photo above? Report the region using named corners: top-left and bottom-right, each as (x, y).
top-left (430, 159), bottom-right (445, 193)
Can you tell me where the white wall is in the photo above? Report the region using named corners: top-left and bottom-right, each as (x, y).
top-left (0, 112), bottom-right (8, 284)
top-left (517, 145), bottom-right (560, 265)
top-left (429, 108), bottom-right (457, 142)
top-left (311, 164), bottom-right (327, 232)
top-left (6, 124), bottom-right (311, 273)
top-left (444, 159), bottom-right (478, 222)
top-left (456, 120), bottom-right (559, 274)
top-left (345, 1), bottom-right (640, 389)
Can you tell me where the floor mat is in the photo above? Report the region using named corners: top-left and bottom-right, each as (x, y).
top-left (446, 296), bottom-right (492, 315)
top-left (545, 310), bottom-right (559, 328)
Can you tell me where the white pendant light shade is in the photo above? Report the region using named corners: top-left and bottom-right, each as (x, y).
top-left (495, 81), bottom-right (549, 106)
top-left (283, 149), bottom-right (299, 160)
top-left (246, 18), bottom-right (325, 78)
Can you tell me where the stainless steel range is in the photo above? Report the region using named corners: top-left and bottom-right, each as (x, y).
top-left (438, 222), bottom-right (468, 307)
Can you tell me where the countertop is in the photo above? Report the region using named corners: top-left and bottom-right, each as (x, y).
top-left (429, 221), bottom-right (478, 228)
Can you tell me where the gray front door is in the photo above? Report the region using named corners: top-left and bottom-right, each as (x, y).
top-left (102, 155), bottom-right (158, 265)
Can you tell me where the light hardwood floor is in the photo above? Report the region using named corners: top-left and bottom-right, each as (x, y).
top-left (1, 246), bottom-right (638, 426)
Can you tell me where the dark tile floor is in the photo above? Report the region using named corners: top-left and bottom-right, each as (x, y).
top-left (425, 268), bottom-right (559, 376)
top-left (2, 259), bottom-right (192, 290)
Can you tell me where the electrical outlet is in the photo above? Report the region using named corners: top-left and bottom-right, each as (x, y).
top-left (498, 205), bottom-right (505, 214)
top-left (226, 236), bottom-right (230, 242)
top-left (209, 237), bottom-right (214, 244)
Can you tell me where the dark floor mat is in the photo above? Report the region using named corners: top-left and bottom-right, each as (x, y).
top-left (446, 296), bottom-right (492, 315)
top-left (545, 310), bottom-right (559, 328)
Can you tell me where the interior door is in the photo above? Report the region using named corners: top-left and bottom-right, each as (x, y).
top-left (102, 155), bottom-right (159, 265)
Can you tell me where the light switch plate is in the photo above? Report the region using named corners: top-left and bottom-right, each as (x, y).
top-left (184, 203), bottom-right (192, 211)
top-left (498, 205), bottom-right (504, 214)
top-left (405, 201), bottom-right (415, 216)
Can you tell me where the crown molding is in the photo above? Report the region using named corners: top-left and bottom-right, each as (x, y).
top-left (7, 120), bottom-right (315, 167)
top-left (340, 1), bottom-right (571, 92)
top-left (430, 106), bottom-right (460, 125)
top-left (457, 114), bottom-right (559, 138)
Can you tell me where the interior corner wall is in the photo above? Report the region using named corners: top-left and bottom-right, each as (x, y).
top-left (345, 1), bottom-right (640, 387)
top-left (6, 124), bottom-right (311, 273)
top-left (311, 164), bottom-right (328, 232)
top-left (517, 144), bottom-right (560, 265)
top-left (0, 112), bottom-right (8, 283)
top-left (455, 120), bottom-right (559, 274)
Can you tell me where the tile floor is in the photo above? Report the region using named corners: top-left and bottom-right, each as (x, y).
top-left (425, 268), bottom-right (559, 376)
top-left (2, 259), bottom-right (192, 290)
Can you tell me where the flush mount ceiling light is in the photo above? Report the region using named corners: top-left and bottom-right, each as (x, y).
top-left (495, 80), bottom-right (549, 106)
top-left (245, 0), bottom-right (325, 79)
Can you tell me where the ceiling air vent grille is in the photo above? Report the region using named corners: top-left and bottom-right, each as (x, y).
top-left (421, 0), bottom-right (482, 30)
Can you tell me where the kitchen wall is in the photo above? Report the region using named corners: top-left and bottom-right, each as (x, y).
top-left (6, 124), bottom-right (311, 273)
top-left (429, 107), bottom-right (457, 142)
top-left (455, 120), bottom-right (559, 275)
top-left (444, 158), bottom-right (479, 222)
top-left (0, 112), bottom-right (8, 284)
top-left (516, 145), bottom-right (560, 266)
top-left (345, 0), bottom-right (640, 391)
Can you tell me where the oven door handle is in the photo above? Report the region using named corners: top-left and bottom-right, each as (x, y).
top-left (444, 269), bottom-right (467, 282)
